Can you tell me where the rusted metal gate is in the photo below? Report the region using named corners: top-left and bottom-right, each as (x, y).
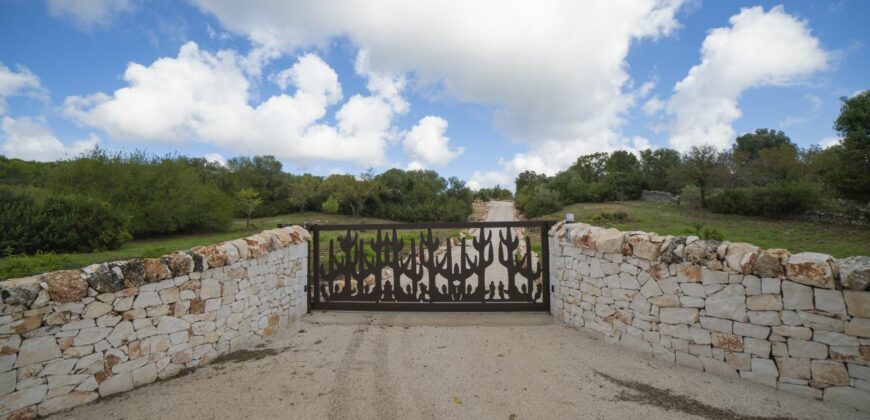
top-left (307, 221), bottom-right (549, 311)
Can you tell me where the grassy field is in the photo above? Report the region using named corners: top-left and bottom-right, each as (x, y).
top-left (535, 201), bottom-right (870, 258)
top-left (0, 212), bottom-right (463, 280)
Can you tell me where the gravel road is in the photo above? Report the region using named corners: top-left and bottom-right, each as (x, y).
top-left (54, 312), bottom-right (864, 420)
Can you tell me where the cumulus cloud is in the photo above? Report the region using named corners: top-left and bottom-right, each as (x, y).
top-left (64, 42), bottom-right (410, 166)
top-left (665, 6), bottom-right (829, 151)
top-left (47, 0), bottom-right (135, 29)
top-left (1, 116), bottom-right (99, 161)
top-left (468, 170), bottom-right (514, 191)
top-left (190, 0), bottom-right (687, 173)
top-left (403, 116), bottom-right (463, 169)
top-left (0, 64), bottom-right (46, 114)
top-left (817, 136), bottom-right (841, 149)
top-left (203, 152), bottom-right (227, 166)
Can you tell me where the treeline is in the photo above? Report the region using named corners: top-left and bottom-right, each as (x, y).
top-left (516, 92), bottom-right (870, 217)
top-left (0, 153), bottom-right (474, 255)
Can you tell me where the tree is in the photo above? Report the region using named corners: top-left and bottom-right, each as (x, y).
top-left (639, 148), bottom-right (681, 192)
top-left (287, 174), bottom-right (321, 212)
top-left (323, 174), bottom-right (373, 217)
top-left (235, 187), bottom-right (263, 229)
top-left (731, 129), bottom-right (799, 186)
top-left (829, 91), bottom-right (870, 202)
top-left (671, 145), bottom-right (727, 208)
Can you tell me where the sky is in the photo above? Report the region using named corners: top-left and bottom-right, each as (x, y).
top-left (0, 0), bottom-right (867, 190)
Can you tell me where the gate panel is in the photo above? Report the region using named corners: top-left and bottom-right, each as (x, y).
top-left (308, 221), bottom-right (549, 311)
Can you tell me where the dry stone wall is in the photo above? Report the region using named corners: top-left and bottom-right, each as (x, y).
top-left (548, 221), bottom-right (870, 412)
top-left (0, 226), bottom-right (309, 418)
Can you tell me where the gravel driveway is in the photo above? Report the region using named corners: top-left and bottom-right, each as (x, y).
top-left (53, 312), bottom-right (864, 419)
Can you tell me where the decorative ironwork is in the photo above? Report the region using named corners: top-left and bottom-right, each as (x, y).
top-left (309, 221), bottom-right (550, 311)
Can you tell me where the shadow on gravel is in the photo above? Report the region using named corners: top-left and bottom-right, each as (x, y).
top-left (210, 346), bottom-right (292, 365)
top-left (594, 371), bottom-right (795, 420)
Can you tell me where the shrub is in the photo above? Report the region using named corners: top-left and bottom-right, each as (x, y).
top-left (321, 196), bottom-right (340, 214)
top-left (0, 189), bottom-right (131, 255)
top-left (707, 181), bottom-right (821, 217)
top-left (522, 186), bottom-right (563, 218)
top-left (679, 185), bottom-right (702, 208)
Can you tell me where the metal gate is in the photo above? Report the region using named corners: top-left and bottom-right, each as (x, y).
top-left (308, 221), bottom-right (550, 311)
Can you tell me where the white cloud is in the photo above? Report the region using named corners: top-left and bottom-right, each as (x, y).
top-left (64, 42), bottom-right (408, 166)
top-left (468, 170), bottom-right (514, 191)
top-left (818, 136), bottom-right (840, 149)
top-left (403, 116), bottom-right (463, 169)
top-left (665, 6), bottom-right (829, 151)
top-left (1, 116), bottom-right (99, 161)
top-left (642, 96), bottom-right (665, 116)
top-left (0, 64), bottom-right (45, 114)
top-left (47, 0), bottom-right (135, 29)
top-left (203, 152), bottom-right (226, 166)
top-left (191, 0), bottom-right (688, 173)
top-left (780, 94), bottom-right (823, 128)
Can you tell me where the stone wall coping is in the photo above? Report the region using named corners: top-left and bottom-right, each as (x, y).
top-left (0, 226), bottom-right (310, 312)
top-left (549, 221), bottom-right (869, 292)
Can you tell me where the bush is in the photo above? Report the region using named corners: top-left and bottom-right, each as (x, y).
top-left (321, 196), bottom-right (340, 214)
top-left (0, 189), bottom-right (131, 255)
top-left (707, 181), bottom-right (821, 217)
top-left (679, 185), bottom-right (702, 208)
top-left (521, 186), bottom-right (563, 218)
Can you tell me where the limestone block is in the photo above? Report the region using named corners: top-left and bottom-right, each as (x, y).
top-left (43, 270), bottom-right (88, 303)
top-left (746, 294), bottom-right (782, 311)
top-left (705, 284), bottom-right (747, 322)
top-left (811, 360), bottom-right (849, 386)
top-left (839, 256), bottom-right (870, 291)
top-left (814, 289), bottom-right (847, 315)
top-left (788, 338), bottom-right (828, 359)
top-left (786, 252), bottom-right (837, 289)
top-left (844, 290), bottom-right (870, 318)
top-left (724, 242), bottom-right (761, 274)
top-left (659, 308), bottom-right (699, 325)
top-left (777, 357), bottom-right (811, 379)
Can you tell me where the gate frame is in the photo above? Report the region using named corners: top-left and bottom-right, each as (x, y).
top-left (307, 221), bottom-right (550, 312)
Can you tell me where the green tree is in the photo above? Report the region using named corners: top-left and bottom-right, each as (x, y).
top-left (829, 91), bottom-right (870, 202)
top-left (287, 174), bottom-right (322, 212)
top-left (235, 187), bottom-right (263, 229)
top-left (639, 148), bottom-right (681, 192)
top-left (731, 129), bottom-right (799, 185)
top-left (321, 196), bottom-right (340, 214)
top-left (671, 145), bottom-right (727, 208)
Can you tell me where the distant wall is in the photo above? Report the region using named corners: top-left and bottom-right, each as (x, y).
top-left (641, 190), bottom-right (678, 203)
top-left (548, 221), bottom-right (870, 412)
top-left (0, 226), bottom-right (309, 418)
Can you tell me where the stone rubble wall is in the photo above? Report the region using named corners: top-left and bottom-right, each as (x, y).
top-left (640, 190), bottom-right (678, 204)
top-left (548, 221), bottom-right (870, 412)
top-left (0, 226), bottom-right (310, 419)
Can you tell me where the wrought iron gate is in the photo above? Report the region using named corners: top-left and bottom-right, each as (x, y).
top-left (308, 221), bottom-right (550, 311)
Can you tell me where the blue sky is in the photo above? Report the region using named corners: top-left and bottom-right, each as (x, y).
top-left (0, 1), bottom-right (867, 189)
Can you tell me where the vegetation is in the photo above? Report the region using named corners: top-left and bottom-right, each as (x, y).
top-left (235, 187), bottom-right (263, 229)
top-left (474, 185), bottom-right (513, 201)
top-left (1, 189), bottom-right (131, 256)
top-left (515, 97), bottom-right (869, 218)
top-left (0, 211), bottom-right (465, 280)
top-left (540, 201), bottom-right (870, 258)
top-left (0, 151), bottom-right (475, 257)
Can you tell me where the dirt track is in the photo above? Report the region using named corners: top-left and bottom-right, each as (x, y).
top-left (54, 312), bottom-right (864, 420)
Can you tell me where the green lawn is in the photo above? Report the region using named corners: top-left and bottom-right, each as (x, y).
top-left (0, 212), bottom-right (463, 280)
top-left (536, 201), bottom-right (870, 258)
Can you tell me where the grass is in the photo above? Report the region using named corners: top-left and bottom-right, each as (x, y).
top-left (535, 201), bottom-right (870, 258)
top-left (0, 212), bottom-right (465, 280)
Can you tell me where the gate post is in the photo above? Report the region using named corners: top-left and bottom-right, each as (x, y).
top-left (311, 224), bottom-right (320, 311)
top-left (540, 221), bottom-right (550, 311)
